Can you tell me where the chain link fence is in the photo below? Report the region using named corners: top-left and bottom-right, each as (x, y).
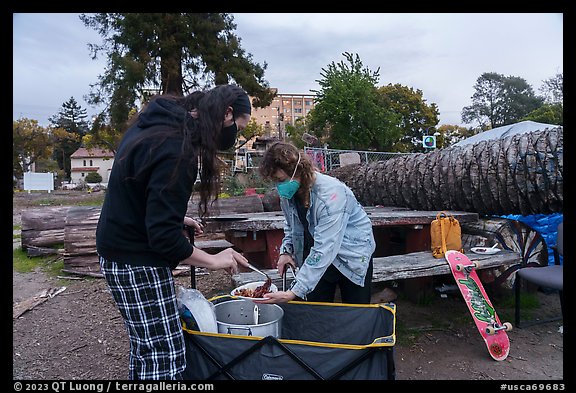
top-left (303, 147), bottom-right (410, 172)
top-left (228, 147), bottom-right (410, 174)
top-left (230, 150), bottom-right (265, 173)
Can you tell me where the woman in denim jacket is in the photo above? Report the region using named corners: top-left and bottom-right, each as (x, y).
top-left (256, 142), bottom-right (375, 304)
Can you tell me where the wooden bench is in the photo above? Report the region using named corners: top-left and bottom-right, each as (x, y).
top-left (232, 249), bottom-right (521, 291)
top-left (371, 250), bottom-right (520, 282)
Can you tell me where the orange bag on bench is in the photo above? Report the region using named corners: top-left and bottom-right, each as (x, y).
top-left (431, 211), bottom-right (463, 258)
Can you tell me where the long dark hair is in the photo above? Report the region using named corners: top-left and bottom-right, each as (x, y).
top-left (119, 84), bottom-right (249, 219)
top-left (187, 84), bottom-right (248, 218)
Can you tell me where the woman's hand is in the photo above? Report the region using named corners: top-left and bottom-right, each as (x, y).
top-left (277, 254), bottom-right (296, 276)
top-left (253, 290), bottom-right (296, 304)
top-left (183, 217), bottom-right (204, 236)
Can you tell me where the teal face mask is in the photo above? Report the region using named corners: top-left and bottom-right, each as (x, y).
top-left (276, 153), bottom-right (301, 199)
top-left (277, 179), bottom-right (300, 199)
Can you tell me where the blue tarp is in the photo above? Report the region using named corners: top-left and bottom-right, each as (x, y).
top-left (499, 213), bottom-right (563, 266)
top-left (453, 120), bottom-right (560, 147)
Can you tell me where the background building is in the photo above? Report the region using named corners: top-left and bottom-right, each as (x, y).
top-left (70, 147), bottom-right (114, 185)
top-left (251, 89), bottom-right (315, 139)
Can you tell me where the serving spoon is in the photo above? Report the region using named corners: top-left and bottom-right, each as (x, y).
top-left (246, 263), bottom-right (271, 280)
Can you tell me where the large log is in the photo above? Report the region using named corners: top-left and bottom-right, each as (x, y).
top-left (20, 207), bottom-right (70, 249)
top-left (329, 127), bottom-right (563, 216)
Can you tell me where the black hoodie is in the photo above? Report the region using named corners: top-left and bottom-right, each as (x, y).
top-left (96, 98), bottom-right (197, 269)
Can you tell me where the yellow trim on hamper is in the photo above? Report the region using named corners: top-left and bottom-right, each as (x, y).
top-left (183, 327), bottom-right (396, 349)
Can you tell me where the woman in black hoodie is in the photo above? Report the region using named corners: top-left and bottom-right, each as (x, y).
top-left (96, 84), bottom-right (251, 380)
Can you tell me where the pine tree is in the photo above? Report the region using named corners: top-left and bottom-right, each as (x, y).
top-left (49, 97), bottom-right (89, 179)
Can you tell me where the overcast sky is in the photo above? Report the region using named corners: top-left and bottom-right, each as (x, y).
top-left (13, 13), bottom-right (563, 128)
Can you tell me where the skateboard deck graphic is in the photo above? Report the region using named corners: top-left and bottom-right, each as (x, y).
top-left (445, 250), bottom-right (511, 361)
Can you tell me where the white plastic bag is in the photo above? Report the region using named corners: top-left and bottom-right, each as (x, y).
top-left (177, 286), bottom-right (218, 333)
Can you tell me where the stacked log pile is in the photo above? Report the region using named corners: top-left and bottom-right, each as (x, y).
top-left (19, 194), bottom-right (265, 277)
top-left (62, 206), bottom-right (102, 277)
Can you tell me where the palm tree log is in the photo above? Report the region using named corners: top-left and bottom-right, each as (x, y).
top-left (329, 127), bottom-right (563, 216)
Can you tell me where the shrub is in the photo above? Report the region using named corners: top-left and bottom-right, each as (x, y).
top-left (85, 172), bottom-right (103, 183)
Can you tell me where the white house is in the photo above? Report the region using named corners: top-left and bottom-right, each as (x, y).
top-left (70, 147), bottom-right (114, 185)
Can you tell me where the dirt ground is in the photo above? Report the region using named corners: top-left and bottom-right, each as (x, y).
top-left (12, 192), bottom-right (565, 382)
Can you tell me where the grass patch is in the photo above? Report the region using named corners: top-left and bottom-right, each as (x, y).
top-left (13, 248), bottom-right (94, 286)
top-left (393, 289), bottom-right (487, 347)
top-left (499, 291), bottom-right (539, 309)
top-left (394, 294), bottom-right (468, 346)
top-left (72, 195), bottom-right (106, 206)
top-left (394, 323), bottom-right (417, 347)
top-left (14, 191), bottom-right (106, 207)
top-left (35, 194), bottom-right (105, 207)
top-left (13, 248), bottom-right (64, 277)
top-left (496, 290), bottom-right (540, 323)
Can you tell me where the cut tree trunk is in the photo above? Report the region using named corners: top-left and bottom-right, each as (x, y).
top-left (329, 127), bottom-right (563, 216)
top-left (20, 207), bottom-right (70, 250)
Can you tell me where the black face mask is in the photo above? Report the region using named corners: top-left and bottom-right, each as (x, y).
top-left (218, 118), bottom-right (238, 150)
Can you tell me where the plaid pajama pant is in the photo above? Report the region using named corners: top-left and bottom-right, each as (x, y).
top-left (99, 257), bottom-right (186, 380)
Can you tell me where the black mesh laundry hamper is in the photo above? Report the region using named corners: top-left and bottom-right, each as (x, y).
top-left (182, 299), bottom-right (396, 380)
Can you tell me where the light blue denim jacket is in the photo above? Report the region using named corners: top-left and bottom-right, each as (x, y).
top-left (279, 172), bottom-right (376, 299)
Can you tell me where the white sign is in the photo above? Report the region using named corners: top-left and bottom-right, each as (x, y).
top-left (23, 172), bottom-right (54, 193)
top-left (339, 152), bottom-right (361, 167)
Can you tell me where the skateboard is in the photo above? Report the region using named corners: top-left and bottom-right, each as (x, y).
top-left (445, 250), bottom-right (512, 361)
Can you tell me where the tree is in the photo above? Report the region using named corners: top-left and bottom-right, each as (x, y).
top-left (522, 103), bottom-right (563, 126)
top-left (307, 52), bottom-right (400, 151)
top-left (82, 112), bottom-right (124, 155)
top-left (284, 117), bottom-right (310, 149)
top-left (49, 97), bottom-right (90, 180)
top-left (501, 76), bottom-right (544, 125)
top-left (435, 124), bottom-right (475, 149)
top-left (235, 118), bottom-right (264, 150)
top-left (461, 72), bottom-right (543, 129)
top-left (522, 72), bottom-right (563, 125)
top-left (13, 118), bottom-right (53, 178)
top-left (377, 84), bottom-right (440, 152)
top-left (539, 72), bottom-right (563, 105)
top-left (80, 13), bottom-right (275, 131)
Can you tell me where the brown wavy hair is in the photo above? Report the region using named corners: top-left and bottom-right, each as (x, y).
top-left (259, 141), bottom-right (316, 208)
